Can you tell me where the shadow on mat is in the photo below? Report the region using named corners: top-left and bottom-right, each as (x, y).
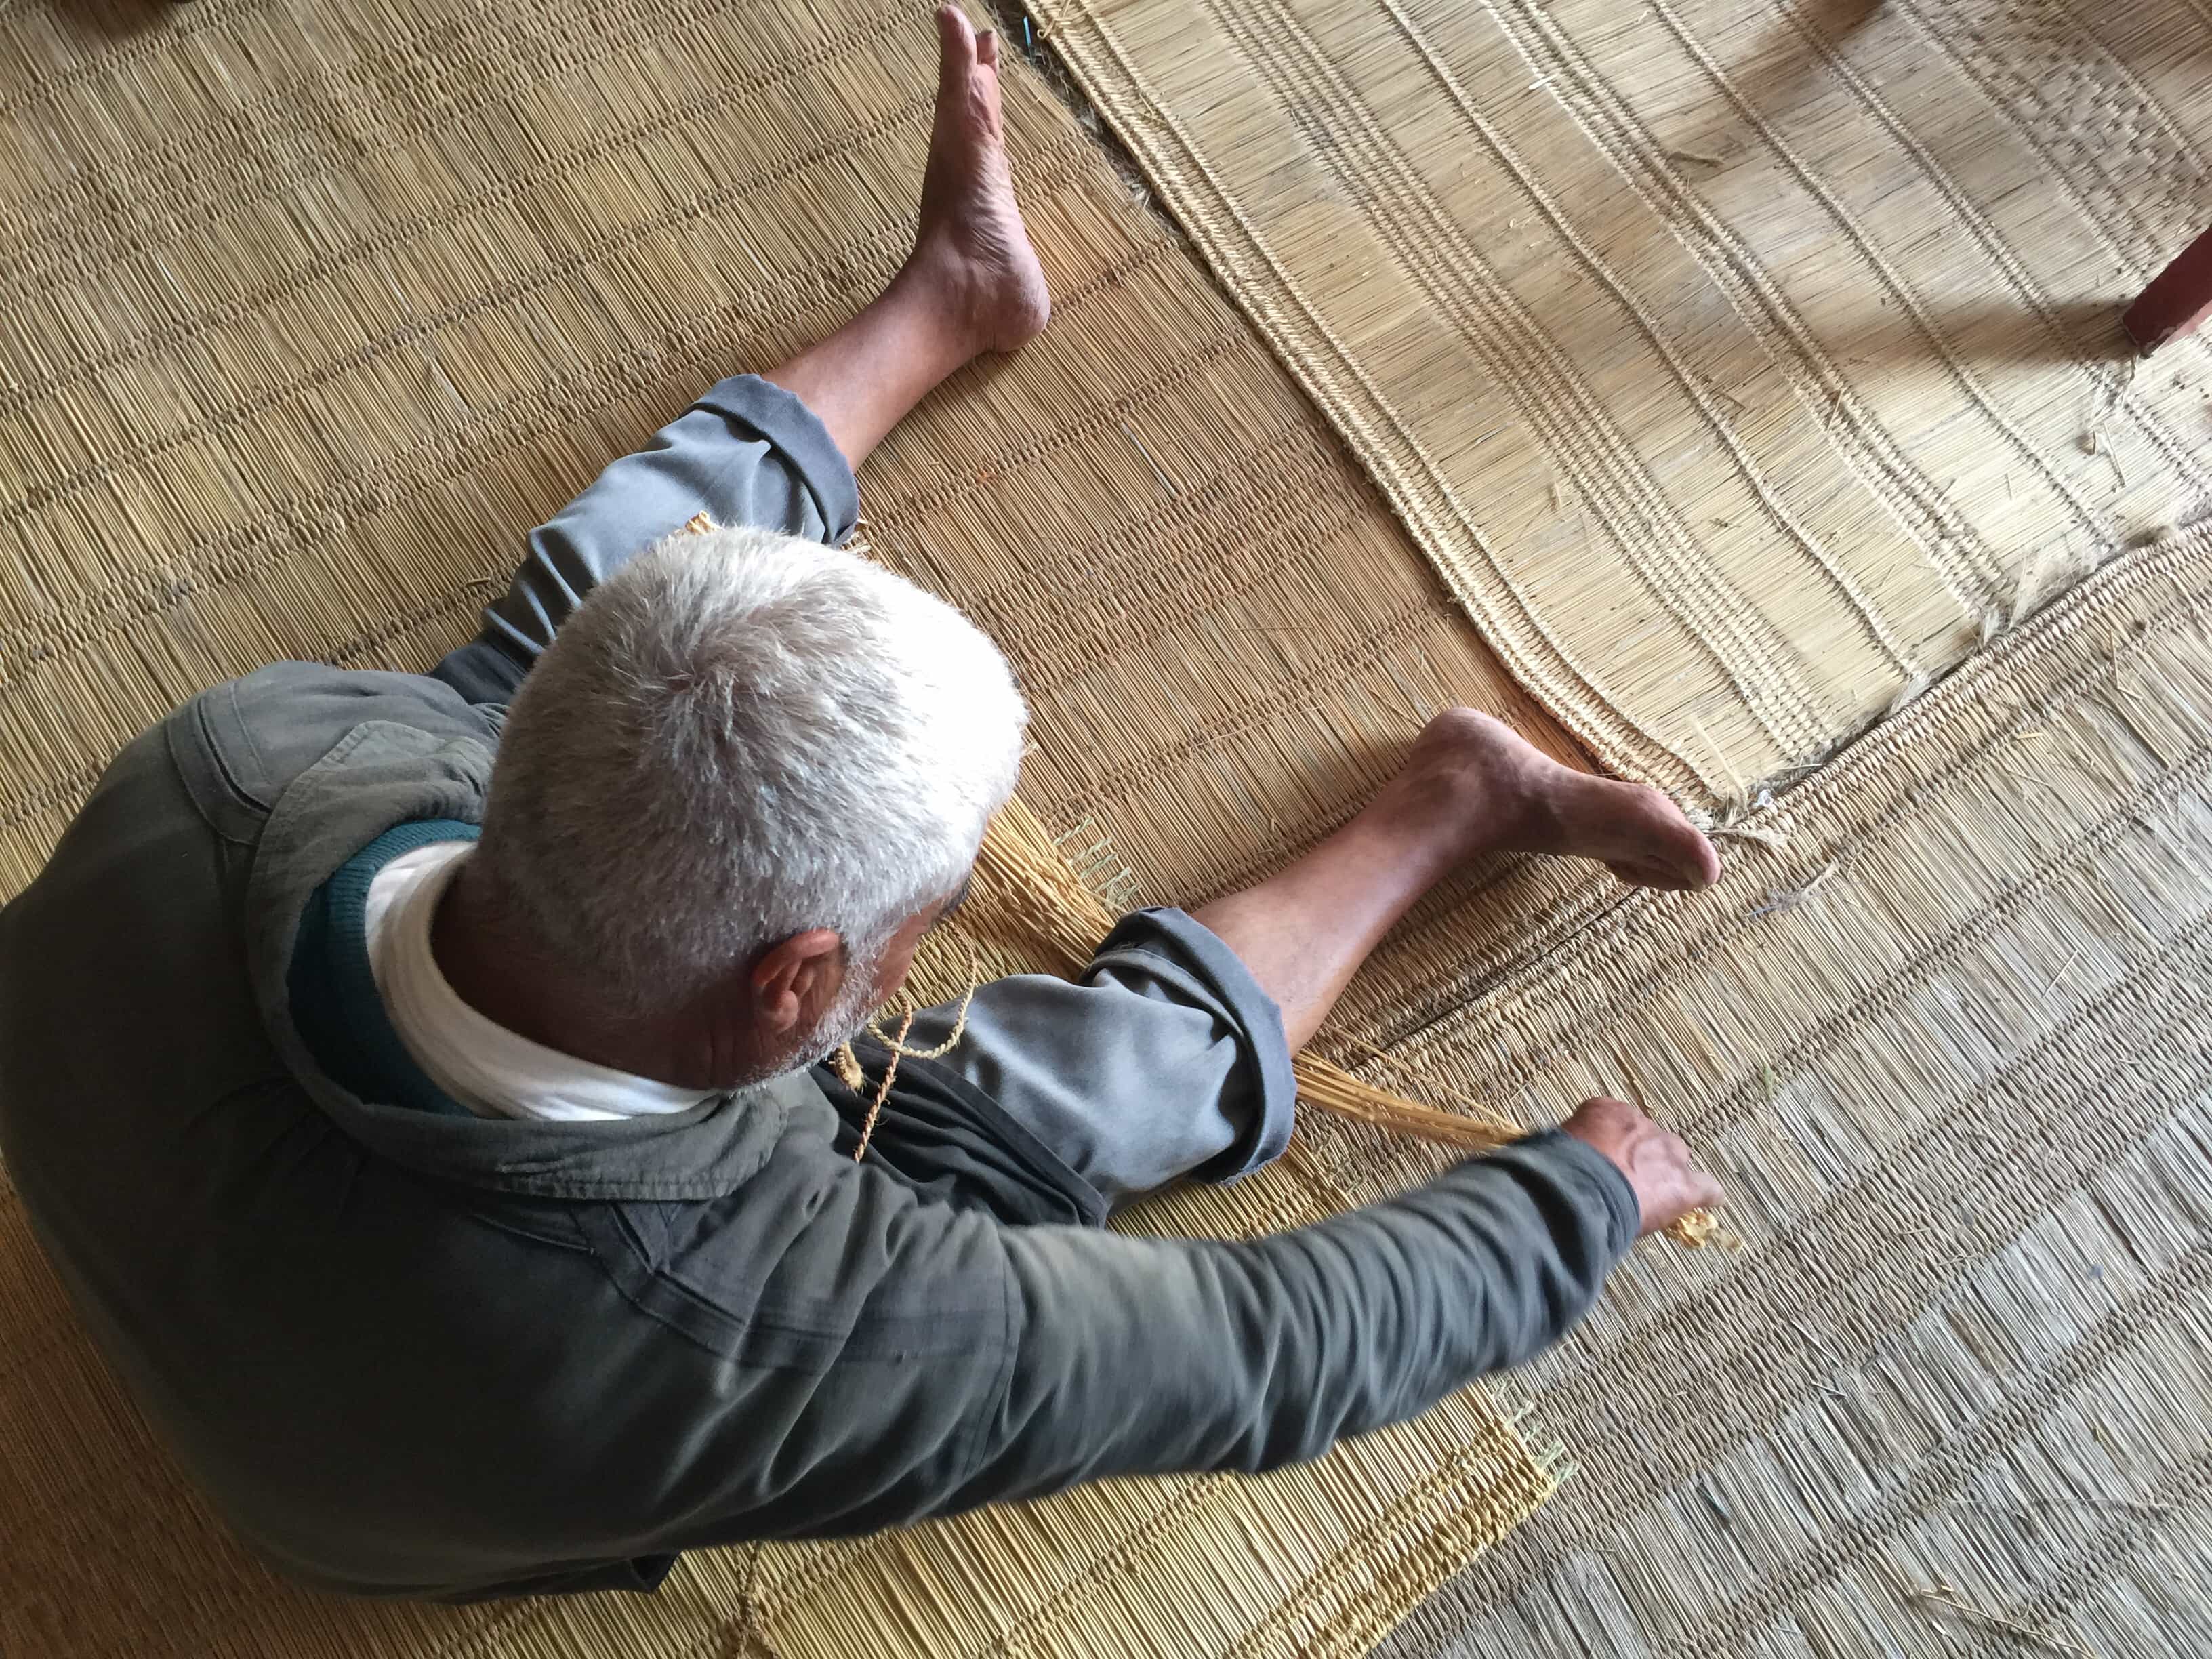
top-left (38, 0), bottom-right (177, 40)
top-left (1660, 0), bottom-right (1884, 158)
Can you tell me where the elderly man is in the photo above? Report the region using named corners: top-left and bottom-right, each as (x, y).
top-left (0, 8), bottom-right (1723, 1601)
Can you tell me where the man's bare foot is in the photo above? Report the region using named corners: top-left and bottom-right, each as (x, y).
top-left (903, 6), bottom-right (1052, 356)
top-left (1389, 708), bottom-right (1722, 890)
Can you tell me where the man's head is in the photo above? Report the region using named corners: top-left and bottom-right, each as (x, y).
top-left (472, 525), bottom-right (1027, 1086)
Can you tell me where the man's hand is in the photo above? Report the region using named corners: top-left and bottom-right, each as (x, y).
top-left (1562, 1097), bottom-right (1724, 1237)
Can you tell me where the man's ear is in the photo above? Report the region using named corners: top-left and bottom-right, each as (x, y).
top-left (750, 929), bottom-right (846, 1033)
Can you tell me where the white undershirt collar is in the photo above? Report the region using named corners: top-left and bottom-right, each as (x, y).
top-left (362, 841), bottom-right (714, 1123)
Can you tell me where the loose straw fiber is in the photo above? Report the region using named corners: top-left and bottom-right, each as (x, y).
top-left (1029, 0), bottom-right (2212, 809)
top-left (0, 0), bottom-right (1574, 1653)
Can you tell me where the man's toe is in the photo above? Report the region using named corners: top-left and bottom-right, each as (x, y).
top-left (1667, 826), bottom-right (1723, 890)
top-left (937, 5), bottom-right (976, 79)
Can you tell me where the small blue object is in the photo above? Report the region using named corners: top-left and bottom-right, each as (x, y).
top-left (1024, 16), bottom-right (1033, 49)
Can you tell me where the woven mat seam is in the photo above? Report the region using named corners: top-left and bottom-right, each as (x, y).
top-left (1029, 0), bottom-right (1708, 799)
top-left (1213, 0), bottom-right (1835, 759)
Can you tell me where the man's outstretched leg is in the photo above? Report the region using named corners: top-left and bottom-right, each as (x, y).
top-left (435, 7), bottom-right (1048, 702)
top-left (1193, 710), bottom-right (1721, 1048)
top-left (1191, 711), bottom-right (1726, 1235)
top-left (764, 5), bottom-right (1050, 469)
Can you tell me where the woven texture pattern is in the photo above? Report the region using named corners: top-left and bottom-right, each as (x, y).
top-left (1029, 0), bottom-right (2212, 806)
top-left (0, 0), bottom-right (1570, 1653)
top-left (1305, 523), bottom-right (2212, 1659)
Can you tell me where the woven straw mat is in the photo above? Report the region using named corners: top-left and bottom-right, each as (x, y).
top-left (0, 0), bottom-right (1590, 1655)
top-left (1301, 523), bottom-right (2212, 1659)
top-left (1029, 0), bottom-right (2212, 809)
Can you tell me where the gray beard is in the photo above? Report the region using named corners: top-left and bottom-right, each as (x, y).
top-left (745, 969), bottom-right (887, 1087)
top-left (803, 972), bottom-right (890, 1069)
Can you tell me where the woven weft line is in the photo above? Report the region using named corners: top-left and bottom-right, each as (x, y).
top-left (0, 0), bottom-right (1565, 1654)
top-left (1029, 0), bottom-right (2212, 810)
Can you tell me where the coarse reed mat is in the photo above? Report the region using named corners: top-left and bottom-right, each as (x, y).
top-left (1325, 523), bottom-right (2212, 1659)
top-left (1027, 0), bottom-right (2212, 813)
top-left (0, 0), bottom-right (1605, 1653)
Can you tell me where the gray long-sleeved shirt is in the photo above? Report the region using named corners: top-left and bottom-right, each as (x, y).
top-left (0, 376), bottom-right (1638, 1601)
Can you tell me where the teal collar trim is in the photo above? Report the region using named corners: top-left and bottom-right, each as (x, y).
top-left (287, 819), bottom-right (480, 1118)
top-left (242, 716), bottom-right (811, 1199)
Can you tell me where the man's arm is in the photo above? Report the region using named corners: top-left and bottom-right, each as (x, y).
top-left (947, 1122), bottom-right (1652, 1507)
top-left (588, 1101), bottom-right (1713, 1549)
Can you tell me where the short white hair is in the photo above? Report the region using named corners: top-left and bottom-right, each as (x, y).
top-left (478, 525), bottom-right (1027, 1009)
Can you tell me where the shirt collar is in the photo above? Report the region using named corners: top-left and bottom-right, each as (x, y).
top-left (243, 716), bottom-right (825, 1199)
top-left (365, 841), bottom-right (716, 1123)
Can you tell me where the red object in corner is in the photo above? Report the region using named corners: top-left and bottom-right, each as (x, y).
top-left (2123, 224), bottom-right (2212, 355)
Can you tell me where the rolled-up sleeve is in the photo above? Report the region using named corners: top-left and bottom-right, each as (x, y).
top-left (434, 375), bottom-right (859, 701)
top-left (901, 908), bottom-right (1298, 1202)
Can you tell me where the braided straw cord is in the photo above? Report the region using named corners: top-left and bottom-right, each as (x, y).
top-left (847, 1008), bottom-right (912, 1164)
top-left (843, 951), bottom-right (980, 1161)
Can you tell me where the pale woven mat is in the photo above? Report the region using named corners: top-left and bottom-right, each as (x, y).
top-left (1283, 523), bottom-right (2212, 1658)
top-left (1028, 0), bottom-right (2212, 807)
top-left (0, 0), bottom-right (1576, 1654)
